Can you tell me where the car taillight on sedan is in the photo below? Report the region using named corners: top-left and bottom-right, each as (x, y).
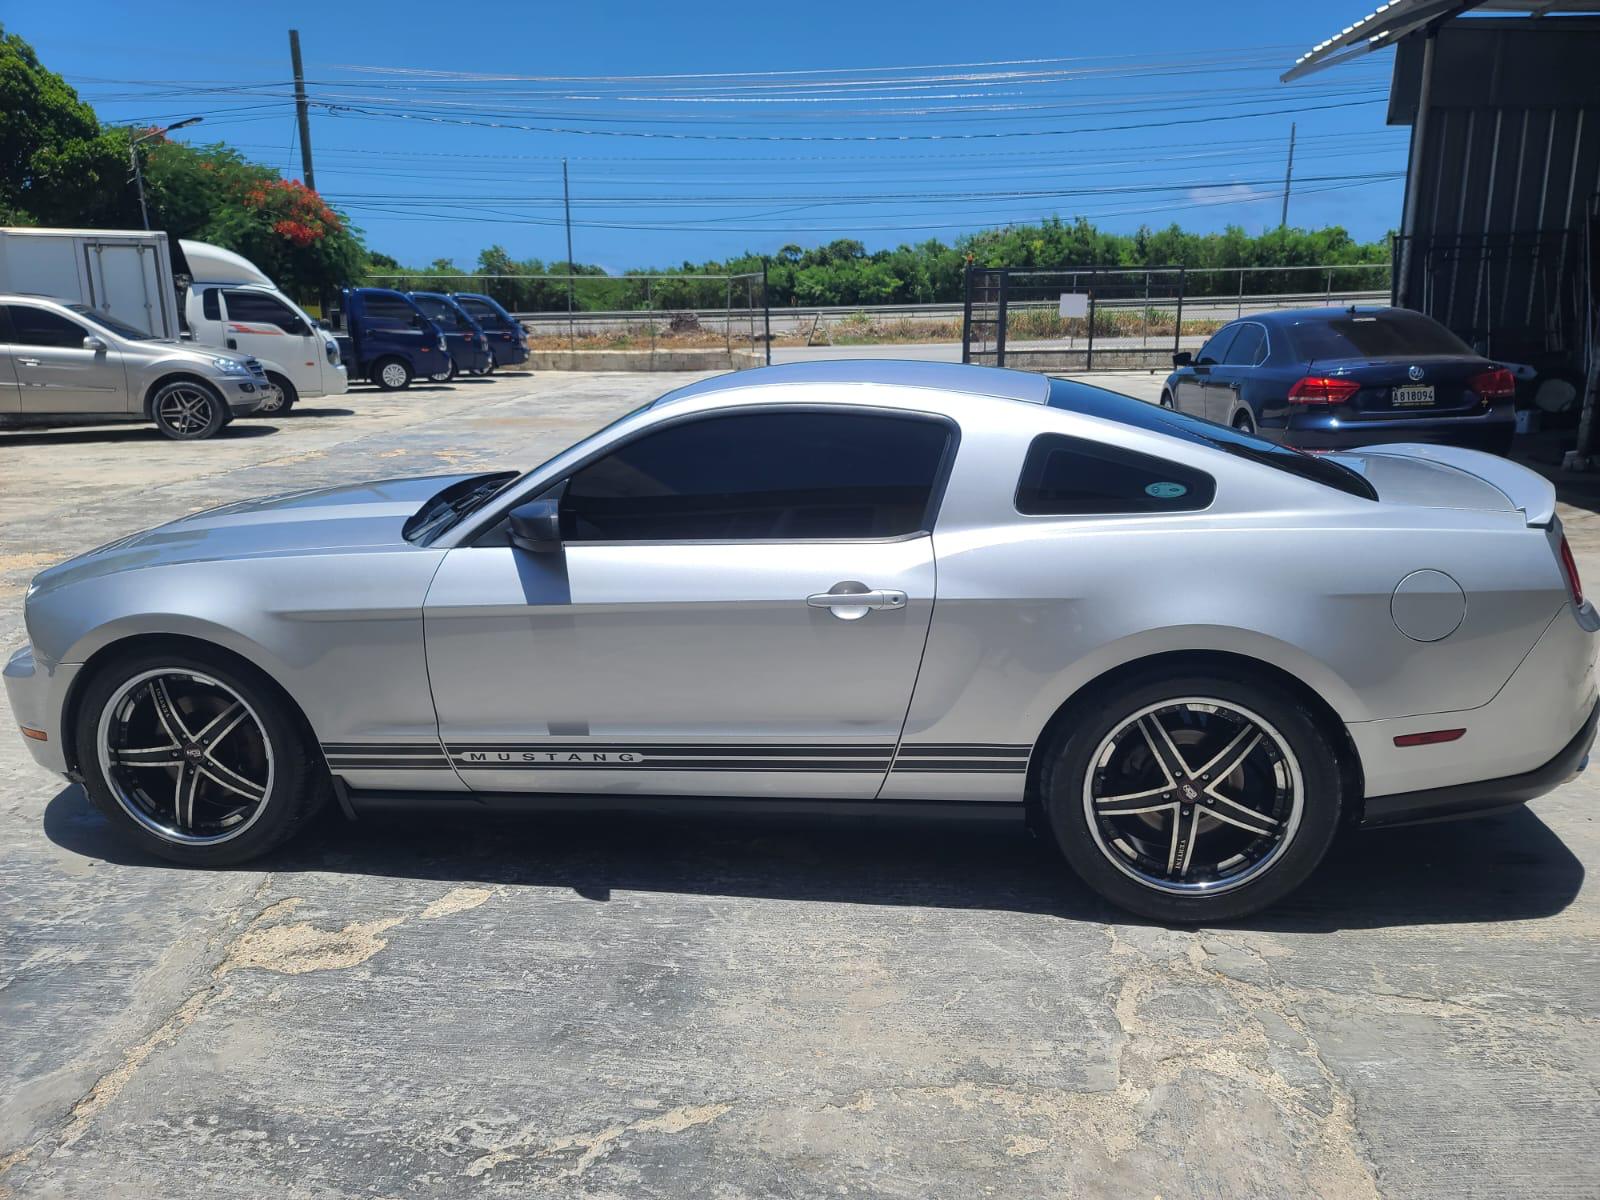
top-left (1559, 534), bottom-right (1584, 607)
top-left (1287, 376), bottom-right (1361, 405)
top-left (1469, 367), bottom-right (1517, 399)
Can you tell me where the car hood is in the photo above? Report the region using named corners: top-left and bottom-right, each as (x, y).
top-left (29, 473), bottom-right (481, 596)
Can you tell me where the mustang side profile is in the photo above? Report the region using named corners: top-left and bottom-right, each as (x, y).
top-left (6, 361), bottom-right (1596, 920)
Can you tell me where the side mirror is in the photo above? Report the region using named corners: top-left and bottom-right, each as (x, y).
top-left (508, 499), bottom-right (562, 553)
top-left (1172, 350), bottom-right (1192, 368)
top-left (83, 335), bottom-right (107, 353)
top-left (313, 318), bottom-right (330, 331)
top-left (291, 319), bottom-right (312, 337)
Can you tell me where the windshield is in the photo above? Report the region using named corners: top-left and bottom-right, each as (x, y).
top-left (1288, 311), bottom-right (1472, 361)
top-left (457, 296), bottom-right (506, 325)
top-left (1047, 377), bottom-right (1376, 501)
top-left (68, 304), bottom-right (159, 341)
top-left (412, 295), bottom-right (468, 330)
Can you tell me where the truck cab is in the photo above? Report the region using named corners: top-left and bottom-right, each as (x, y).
top-left (332, 288), bottom-right (448, 391)
top-left (179, 240), bottom-right (345, 415)
top-left (448, 292), bottom-right (529, 369)
top-left (408, 291), bottom-right (493, 377)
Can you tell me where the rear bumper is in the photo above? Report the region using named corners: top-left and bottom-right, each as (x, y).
top-left (1361, 698), bottom-right (1598, 827)
top-left (1282, 403), bottom-right (1514, 452)
top-left (1350, 600), bottom-right (1600, 822)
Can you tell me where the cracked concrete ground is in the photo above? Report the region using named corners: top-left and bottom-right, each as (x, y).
top-left (1, 369), bottom-right (1597, 1198)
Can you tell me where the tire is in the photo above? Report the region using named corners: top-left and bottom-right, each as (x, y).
top-left (373, 357), bottom-right (412, 391)
top-left (1232, 412), bottom-right (1256, 436)
top-left (74, 647), bottom-right (329, 867)
top-left (150, 379), bottom-right (228, 441)
top-left (1159, 390), bottom-right (1175, 410)
top-left (483, 358), bottom-right (497, 375)
top-left (258, 372), bottom-right (299, 416)
top-left (428, 360), bottom-right (457, 383)
top-left (1039, 669), bottom-right (1344, 923)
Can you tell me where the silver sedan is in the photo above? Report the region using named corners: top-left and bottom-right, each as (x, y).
top-left (7, 361), bottom-right (1597, 921)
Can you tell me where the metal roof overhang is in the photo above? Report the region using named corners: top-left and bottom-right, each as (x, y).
top-left (1282, 1), bottom-right (1600, 80)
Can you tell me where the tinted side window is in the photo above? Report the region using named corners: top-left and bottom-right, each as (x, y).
top-left (1016, 434), bottom-right (1215, 515)
top-left (457, 297), bottom-right (503, 326)
top-left (225, 290), bottom-right (302, 332)
top-left (1223, 323), bottom-right (1266, 365)
top-left (8, 305), bottom-right (86, 348)
top-left (201, 289), bottom-right (220, 321)
top-left (413, 297), bottom-right (466, 330)
top-left (1196, 326), bottom-right (1237, 365)
top-left (362, 294), bottom-right (419, 327)
top-left (563, 411), bottom-right (951, 542)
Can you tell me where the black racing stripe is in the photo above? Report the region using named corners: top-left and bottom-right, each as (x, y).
top-left (897, 745), bottom-right (1031, 757)
top-left (453, 762), bottom-right (887, 773)
top-left (444, 744), bottom-right (895, 757)
top-left (326, 759), bottom-right (453, 770)
top-left (322, 744), bottom-right (446, 756)
top-left (892, 763), bottom-right (1029, 773)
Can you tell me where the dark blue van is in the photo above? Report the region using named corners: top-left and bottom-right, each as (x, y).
top-left (333, 288), bottom-right (450, 391)
top-left (449, 292), bottom-right (529, 370)
top-left (409, 292), bottom-right (493, 378)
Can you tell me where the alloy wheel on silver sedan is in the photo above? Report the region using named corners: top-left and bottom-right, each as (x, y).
top-left (96, 669), bottom-right (274, 845)
top-left (152, 382), bottom-right (223, 439)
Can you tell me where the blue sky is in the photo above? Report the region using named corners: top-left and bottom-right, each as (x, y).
top-left (13, 1), bottom-right (1407, 270)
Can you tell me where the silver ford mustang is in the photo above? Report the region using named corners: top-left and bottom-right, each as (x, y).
top-left (7, 361), bottom-right (1597, 921)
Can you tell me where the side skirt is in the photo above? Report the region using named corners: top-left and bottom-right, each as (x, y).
top-left (339, 786), bottom-right (1025, 825)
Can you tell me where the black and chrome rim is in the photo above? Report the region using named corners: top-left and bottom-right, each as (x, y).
top-left (1081, 698), bottom-right (1302, 896)
top-left (379, 362), bottom-right (409, 388)
top-left (96, 669), bottom-right (274, 845)
top-left (155, 386), bottom-right (216, 435)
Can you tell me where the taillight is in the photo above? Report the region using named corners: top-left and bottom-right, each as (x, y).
top-left (1559, 534), bottom-right (1584, 607)
top-left (1469, 366), bottom-right (1516, 399)
top-left (1288, 375), bottom-right (1361, 405)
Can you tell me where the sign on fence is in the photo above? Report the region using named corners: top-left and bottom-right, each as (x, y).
top-left (1057, 293), bottom-right (1090, 319)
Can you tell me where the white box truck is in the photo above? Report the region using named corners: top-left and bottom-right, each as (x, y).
top-left (0, 227), bottom-right (346, 414)
top-left (0, 227), bottom-right (180, 339)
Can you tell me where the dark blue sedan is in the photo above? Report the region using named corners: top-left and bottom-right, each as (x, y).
top-left (1161, 306), bottom-right (1517, 455)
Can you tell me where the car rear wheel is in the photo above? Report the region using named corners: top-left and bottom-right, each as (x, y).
top-left (76, 649), bottom-right (328, 866)
top-left (1040, 670), bottom-right (1343, 922)
top-left (257, 372), bottom-right (299, 416)
top-left (151, 380), bottom-right (227, 440)
top-left (373, 357), bottom-right (412, 391)
top-left (1232, 411), bottom-right (1256, 435)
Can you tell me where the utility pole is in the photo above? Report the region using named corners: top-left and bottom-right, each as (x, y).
top-left (1280, 122), bottom-right (1297, 229)
top-left (288, 30), bottom-right (316, 190)
top-left (563, 158), bottom-right (575, 347)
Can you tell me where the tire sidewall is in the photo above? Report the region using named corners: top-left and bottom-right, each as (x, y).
top-left (1042, 671), bottom-right (1343, 923)
top-left (75, 649), bottom-right (322, 866)
top-left (151, 380), bottom-right (227, 440)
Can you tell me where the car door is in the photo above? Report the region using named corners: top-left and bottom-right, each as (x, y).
top-left (4, 303), bottom-right (127, 414)
top-left (423, 407), bottom-right (952, 799)
top-left (1176, 325), bottom-right (1236, 418)
top-left (1209, 321), bottom-right (1266, 425)
top-left (221, 288), bottom-right (316, 391)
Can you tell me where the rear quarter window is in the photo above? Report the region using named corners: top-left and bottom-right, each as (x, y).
top-left (1016, 434), bottom-right (1215, 516)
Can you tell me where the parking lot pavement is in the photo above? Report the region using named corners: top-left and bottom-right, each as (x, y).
top-left (2, 369), bottom-right (1597, 1199)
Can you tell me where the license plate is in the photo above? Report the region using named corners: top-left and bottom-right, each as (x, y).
top-left (1392, 384), bottom-right (1435, 407)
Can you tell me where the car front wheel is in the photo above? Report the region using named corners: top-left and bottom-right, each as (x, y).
top-left (75, 649), bottom-right (328, 866)
top-left (1041, 669), bottom-right (1343, 922)
top-left (373, 357), bottom-right (412, 391)
top-left (257, 372), bottom-right (299, 416)
top-left (151, 380), bottom-right (228, 440)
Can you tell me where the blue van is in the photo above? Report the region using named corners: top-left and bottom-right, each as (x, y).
top-left (409, 292), bottom-right (493, 378)
top-left (333, 288), bottom-right (449, 390)
top-left (449, 292), bottom-right (530, 370)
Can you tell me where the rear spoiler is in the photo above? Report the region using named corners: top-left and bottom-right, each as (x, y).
top-left (1354, 443), bottom-right (1556, 527)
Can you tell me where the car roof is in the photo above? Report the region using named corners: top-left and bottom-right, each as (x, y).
top-left (653, 360), bottom-right (1052, 408)
top-left (1250, 306), bottom-right (1411, 326)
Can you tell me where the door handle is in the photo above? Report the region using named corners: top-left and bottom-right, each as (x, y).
top-left (806, 584), bottom-right (908, 620)
top-left (17, 357), bottom-right (40, 367)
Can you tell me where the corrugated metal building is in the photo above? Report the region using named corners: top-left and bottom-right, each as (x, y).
top-left (1288, 2), bottom-right (1600, 410)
